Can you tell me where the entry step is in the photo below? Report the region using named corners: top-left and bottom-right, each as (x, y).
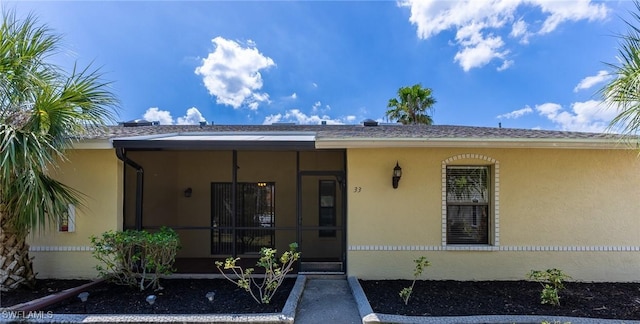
top-left (300, 261), bottom-right (343, 272)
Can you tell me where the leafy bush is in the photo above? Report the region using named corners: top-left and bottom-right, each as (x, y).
top-left (399, 256), bottom-right (430, 305)
top-left (215, 242), bottom-right (300, 304)
top-left (527, 268), bottom-right (571, 306)
top-left (90, 227), bottom-right (180, 291)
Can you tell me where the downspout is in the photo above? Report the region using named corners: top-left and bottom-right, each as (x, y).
top-left (115, 147), bottom-right (144, 231)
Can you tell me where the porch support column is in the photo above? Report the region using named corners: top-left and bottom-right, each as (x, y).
top-left (232, 150), bottom-right (238, 257)
top-left (296, 151), bottom-right (301, 247)
top-left (342, 150), bottom-right (347, 268)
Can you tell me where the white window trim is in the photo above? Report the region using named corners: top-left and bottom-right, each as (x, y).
top-left (441, 154), bottom-right (499, 248)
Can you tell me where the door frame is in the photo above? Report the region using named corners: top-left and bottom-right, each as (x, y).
top-left (297, 170), bottom-right (346, 271)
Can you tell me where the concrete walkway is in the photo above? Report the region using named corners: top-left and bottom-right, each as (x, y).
top-left (295, 277), bottom-right (361, 324)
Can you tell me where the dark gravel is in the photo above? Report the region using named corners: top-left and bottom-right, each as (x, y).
top-left (6, 278), bottom-right (640, 320)
top-left (360, 280), bottom-right (640, 320)
top-left (1, 280), bottom-right (91, 308)
top-left (2, 278), bottom-right (294, 314)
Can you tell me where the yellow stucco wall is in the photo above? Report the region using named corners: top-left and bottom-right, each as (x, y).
top-left (31, 145), bottom-right (639, 281)
top-left (346, 148), bottom-right (640, 282)
top-left (27, 150), bottom-right (123, 279)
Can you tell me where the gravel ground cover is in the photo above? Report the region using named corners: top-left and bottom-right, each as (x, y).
top-left (360, 279), bottom-right (640, 320)
top-left (2, 278), bottom-right (294, 314)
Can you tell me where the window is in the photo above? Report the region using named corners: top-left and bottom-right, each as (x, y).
top-left (59, 204), bottom-right (76, 232)
top-left (319, 180), bottom-right (336, 237)
top-left (211, 182), bottom-right (275, 254)
top-left (446, 166), bottom-right (489, 244)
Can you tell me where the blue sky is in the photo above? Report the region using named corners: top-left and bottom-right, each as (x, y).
top-left (3, 1), bottom-right (635, 132)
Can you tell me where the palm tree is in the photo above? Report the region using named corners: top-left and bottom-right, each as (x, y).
top-left (0, 11), bottom-right (118, 291)
top-left (601, 1), bottom-right (640, 141)
top-left (386, 84), bottom-right (436, 125)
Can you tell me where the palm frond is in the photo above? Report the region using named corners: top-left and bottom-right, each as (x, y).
top-left (601, 0), bottom-right (640, 143)
top-left (385, 84), bottom-right (436, 125)
top-left (0, 9), bottom-right (116, 234)
top-left (4, 170), bottom-right (82, 233)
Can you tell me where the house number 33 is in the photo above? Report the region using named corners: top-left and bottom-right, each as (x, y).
top-left (353, 187), bottom-right (362, 193)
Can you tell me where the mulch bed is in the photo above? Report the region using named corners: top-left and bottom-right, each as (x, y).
top-left (2, 278), bottom-right (295, 314)
top-left (360, 280), bottom-right (640, 320)
top-left (5, 278), bottom-right (640, 319)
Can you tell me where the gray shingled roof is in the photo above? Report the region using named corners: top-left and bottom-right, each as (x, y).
top-left (84, 124), bottom-right (618, 141)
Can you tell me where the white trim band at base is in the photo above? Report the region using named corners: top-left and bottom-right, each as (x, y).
top-left (348, 245), bottom-right (640, 252)
top-left (29, 246), bottom-right (93, 252)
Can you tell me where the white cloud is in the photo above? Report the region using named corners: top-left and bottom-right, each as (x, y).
top-left (535, 100), bottom-right (615, 132)
top-left (142, 107), bottom-right (207, 125)
top-left (177, 107), bottom-right (206, 125)
top-left (195, 37), bottom-right (275, 109)
top-left (252, 92), bottom-right (270, 103)
top-left (263, 114), bottom-right (283, 125)
top-left (310, 101), bottom-right (333, 114)
top-left (533, 0), bottom-right (608, 35)
top-left (262, 109), bottom-right (354, 125)
top-left (290, 93), bottom-right (297, 99)
top-left (399, 0), bottom-right (608, 71)
top-left (454, 30), bottom-right (509, 72)
top-left (574, 70), bottom-right (612, 92)
top-left (536, 102), bottom-right (562, 116)
top-left (510, 19), bottom-right (528, 40)
top-left (497, 106), bottom-right (533, 119)
top-left (143, 107), bottom-right (174, 125)
top-left (497, 59), bottom-right (514, 71)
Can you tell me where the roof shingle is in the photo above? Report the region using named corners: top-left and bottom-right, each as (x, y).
top-left (83, 124), bottom-right (618, 141)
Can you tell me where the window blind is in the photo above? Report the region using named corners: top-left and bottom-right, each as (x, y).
top-left (446, 166), bottom-right (489, 244)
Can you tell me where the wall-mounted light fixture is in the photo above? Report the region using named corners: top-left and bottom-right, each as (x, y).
top-left (392, 162), bottom-right (402, 189)
top-left (184, 187), bottom-right (193, 198)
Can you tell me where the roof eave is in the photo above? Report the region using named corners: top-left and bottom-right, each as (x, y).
top-left (315, 137), bottom-right (631, 150)
top-left (71, 139), bottom-right (114, 149)
top-left (111, 139), bottom-right (316, 150)
top-left (111, 132), bottom-right (317, 150)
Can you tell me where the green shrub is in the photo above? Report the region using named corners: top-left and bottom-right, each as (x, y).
top-left (215, 242), bottom-right (300, 304)
top-left (90, 227), bottom-right (180, 291)
top-left (527, 268), bottom-right (571, 306)
top-left (399, 256), bottom-right (430, 305)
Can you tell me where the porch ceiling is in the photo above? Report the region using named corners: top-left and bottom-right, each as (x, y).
top-left (111, 132), bottom-right (317, 150)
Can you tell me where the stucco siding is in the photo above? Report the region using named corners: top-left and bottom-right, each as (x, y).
top-left (499, 149), bottom-right (640, 246)
top-left (348, 250), bottom-right (640, 281)
top-left (28, 149), bottom-right (122, 279)
top-left (346, 148), bottom-right (640, 281)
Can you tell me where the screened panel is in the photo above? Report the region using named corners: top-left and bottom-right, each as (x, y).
top-left (446, 166), bottom-right (489, 244)
top-left (211, 182), bottom-right (275, 255)
top-left (319, 180), bottom-right (336, 237)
